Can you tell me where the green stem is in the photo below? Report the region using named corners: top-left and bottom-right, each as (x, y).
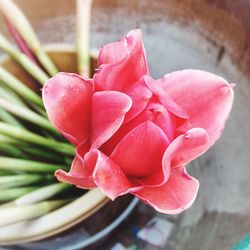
top-left (0, 0), bottom-right (58, 76)
top-left (0, 108), bottom-right (23, 127)
top-left (0, 122), bottom-right (75, 155)
top-left (0, 170), bottom-right (12, 176)
top-left (0, 199), bottom-right (69, 227)
top-left (0, 66), bottom-right (43, 107)
top-left (23, 145), bottom-right (71, 163)
top-left (0, 174), bottom-right (45, 188)
top-left (0, 143), bottom-right (24, 158)
top-left (0, 84), bottom-right (46, 118)
top-left (0, 157), bottom-right (68, 173)
top-left (31, 104), bottom-right (47, 117)
top-left (36, 50), bottom-right (58, 77)
top-left (0, 85), bottom-right (25, 106)
top-left (0, 33), bottom-right (49, 85)
top-left (0, 201), bottom-right (13, 209)
top-left (21, 145), bottom-right (62, 162)
top-left (0, 134), bottom-right (18, 143)
top-left (0, 97), bottom-right (56, 133)
top-left (0, 186), bottom-right (37, 202)
top-left (76, 0), bottom-right (92, 77)
top-left (15, 183), bottom-right (70, 205)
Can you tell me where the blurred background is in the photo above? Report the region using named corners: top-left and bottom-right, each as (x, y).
top-left (0, 1), bottom-right (250, 249)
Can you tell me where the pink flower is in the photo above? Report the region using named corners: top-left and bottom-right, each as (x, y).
top-left (42, 30), bottom-right (234, 214)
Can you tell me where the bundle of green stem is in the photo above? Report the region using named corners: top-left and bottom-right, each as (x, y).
top-left (0, 0), bottom-right (92, 227)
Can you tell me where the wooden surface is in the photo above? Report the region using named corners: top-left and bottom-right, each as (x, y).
top-left (0, 1), bottom-right (250, 249)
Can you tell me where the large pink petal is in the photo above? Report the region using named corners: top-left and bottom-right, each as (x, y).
top-left (111, 122), bottom-right (169, 178)
top-left (98, 39), bottom-right (127, 66)
top-left (102, 101), bottom-right (179, 156)
top-left (55, 170), bottom-right (95, 189)
top-left (55, 143), bottom-right (96, 189)
top-left (123, 77), bottom-right (153, 124)
top-left (42, 73), bottom-right (93, 146)
top-left (90, 91), bottom-right (132, 149)
top-left (146, 101), bottom-right (176, 142)
top-left (154, 70), bottom-right (234, 146)
top-left (85, 149), bottom-right (142, 200)
top-left (164, 128), bottom-right (209, 168)
top-left (141, 128), bottom-right (209, 186)
top-left (133, 167), bottom-right (199, 214)
top-left (94, 30), bottom-right (149, 91)
top-left (101, 109), bottom-right (155, 155)
top-left (144, 75), bottom-right (188, 119)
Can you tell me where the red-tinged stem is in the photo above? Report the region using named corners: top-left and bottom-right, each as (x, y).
top-left (4, 17), bottom-right (38, 65)
top-left (0, 0), bottom-right (58, 76)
